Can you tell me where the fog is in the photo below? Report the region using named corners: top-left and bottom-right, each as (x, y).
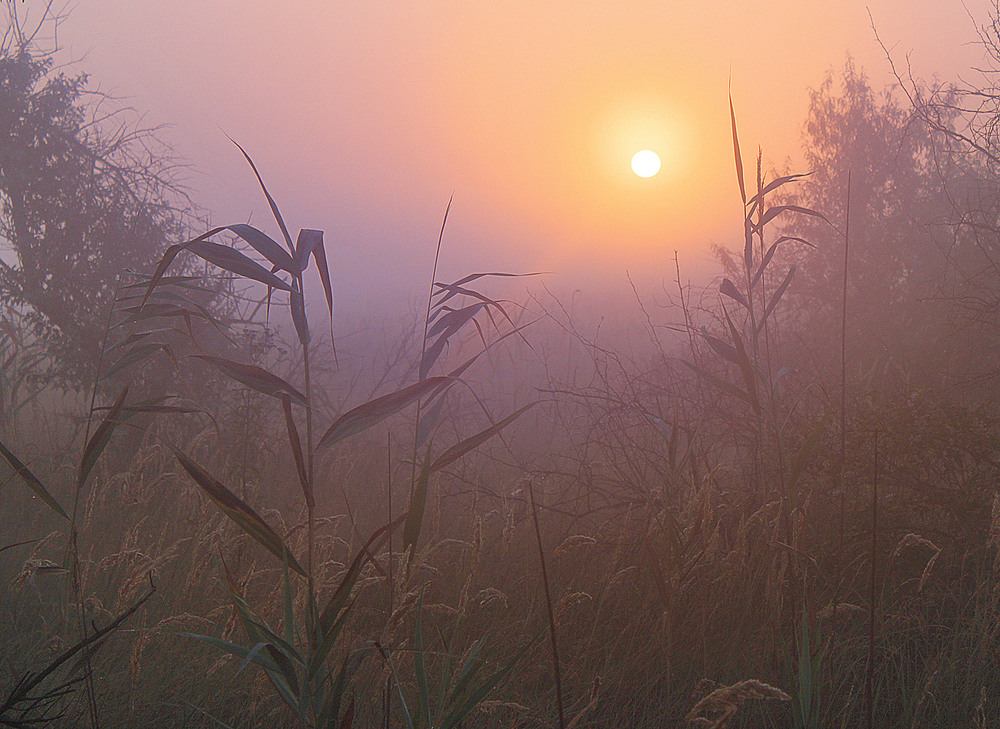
top-left (40, 0), bottom-right (994, 315)
top-left (6, 2), bottom-right (1000, 727)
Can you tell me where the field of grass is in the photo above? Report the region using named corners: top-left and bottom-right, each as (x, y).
top-left (3, 132), bottom-right (1000, 729)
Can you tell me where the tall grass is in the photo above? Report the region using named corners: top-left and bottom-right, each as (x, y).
top-left (3, 113), bottom-right (1000, 729)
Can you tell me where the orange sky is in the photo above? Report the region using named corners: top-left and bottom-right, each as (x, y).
top-left (36, 0), bottom-right (996, 312)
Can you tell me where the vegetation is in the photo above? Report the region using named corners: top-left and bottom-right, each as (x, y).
top-left (0, 16), bottom-right (203, 391)
top-left (6, 6), bottom-right (1000, 729)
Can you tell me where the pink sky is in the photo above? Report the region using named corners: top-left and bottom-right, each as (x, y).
top-left (32, 0), bottom-right (996, 313)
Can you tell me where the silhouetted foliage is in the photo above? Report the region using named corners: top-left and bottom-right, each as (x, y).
top-left (0, 17), bottom-right (195, 386)
top-left (777, 59), bottom-right (997, 394)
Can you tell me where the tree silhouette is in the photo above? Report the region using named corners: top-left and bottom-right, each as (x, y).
top-left (0, 8), bottom-right (197, 386)
top-left (775, 59), bottom-right (993, 393)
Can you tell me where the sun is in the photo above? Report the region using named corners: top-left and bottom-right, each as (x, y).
top-left (631, 149), bottom-right (661, 178)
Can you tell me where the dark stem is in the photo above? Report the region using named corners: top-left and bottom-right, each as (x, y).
top-left (836, 171), bottom-right (852, 604)
top-left (408, 197), bottom-right (453, 504)
top-left (528, 480), bottom-right (565, 729)
top-left (866, 429), bottom-right (879, 729)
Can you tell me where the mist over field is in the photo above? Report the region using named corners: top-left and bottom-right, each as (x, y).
top-left (5, 2), bottom-right (1000, 728)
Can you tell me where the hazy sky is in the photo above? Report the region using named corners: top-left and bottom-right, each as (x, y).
top-left (23, 0), bottom-right (997, 314)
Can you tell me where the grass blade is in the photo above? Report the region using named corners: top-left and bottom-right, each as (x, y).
top-left (414, 592), bottom-right (432, 728)
top-left (78, 387), bottom-right (129, 488)
top-left (188, 240), bottom-right (293, 291)
top-left (317, 377), bottom-right (451, 450)
top-left (281, 394), bottom-right (312, 510)
top-left (173, 448), bottom-right (306, 575)
top-left (229, 137), bottom-right (295, 252)
top-left (226, 223), bottom-right (300, 274)
top-left (730, 91), bottom-right (747, 207)
top-left (403, 445), bottom-right (433, 563)
top-left (430, 402), bottom-right (537, 473)
top-left (193, 355), bottom-right (306, 406)
top-left (0, 440), bottom-right (68, 519)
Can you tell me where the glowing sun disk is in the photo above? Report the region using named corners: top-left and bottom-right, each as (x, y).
top-left (631, 149), bottom-right (661, 178)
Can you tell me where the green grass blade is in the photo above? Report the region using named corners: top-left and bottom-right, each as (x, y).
top-left (317, 516), bottom-right (403, 637)
top-left (440, 631), bottom-right (541, 729)
top-left (282, 559), bottom-right (295, 649)
top-left (176, 632), bottom-right (299, 709)
top-left (444, 638), bottom-right (486, 709)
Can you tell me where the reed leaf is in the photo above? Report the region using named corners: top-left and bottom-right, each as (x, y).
top-left (757, 265), bottom-right (796, 332)
top-left (317, 377), bottom-right (451, 450)
top-left (192, 355), bottom-right (306, 406)
top-left (403, 445), bottom-right (433, 562)
top-left (723, 306), bottom-right (761, 413)
top-left (750, 236), bottom-right (812, 288)
top-left (226, 223), bottom-right (300, 273)
top-left (289, 289), bottom-right (310, 345)
top-left (439, 632), bottom-right (540, 729)
top-left (281, 394), bottom-right (312, 510)
top-left (756, 204), bottom-right (828, 230)
top-left (173, 448), bottom-right (306, 575)
top-left (229, 137), bottom-right (296, 252)
top-left (701, 332), bottom-right (740, 365)
top-left (78, 387), bottom-right (129, 489)
top-left (720, 278), bottom-right (749, 309)
top-left (430, 402), bottom-right (537, 473)
top-left (176, 633), bottom-right (299, 710)
top-left (681, 361), bottom-right (752, 405)
top-left (427, 303), bottom-right (486, 339)
top-left (295, 229), bottom-right (335, 343)
top-left (0, 441), bottom-right (68, 519)
top-left (730, 92), bottom-right (747, 207)
top-left (187, 240), bottom-right (293, 291)
top-left (100, 343), bottom-right (173, 380)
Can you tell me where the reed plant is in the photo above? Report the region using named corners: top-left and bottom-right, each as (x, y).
top-left (5, 106), bottom-right (1000, 729)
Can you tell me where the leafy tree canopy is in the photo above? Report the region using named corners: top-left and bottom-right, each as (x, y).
top-left (775, 58), bottom-right (997, 394)
top-left (0, 15), bottom-right (197, 386)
